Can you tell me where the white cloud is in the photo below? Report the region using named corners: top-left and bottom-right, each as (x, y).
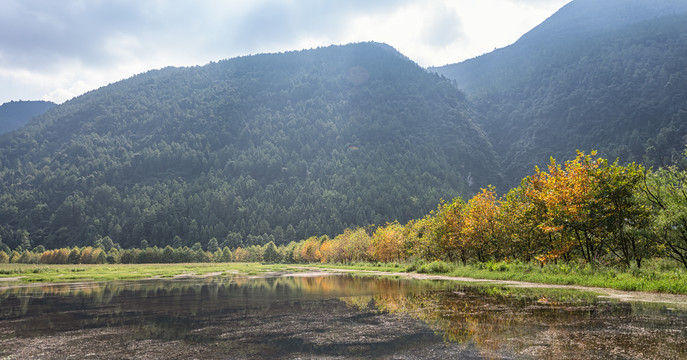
top-left (0, 0), bottom-right (571, 104)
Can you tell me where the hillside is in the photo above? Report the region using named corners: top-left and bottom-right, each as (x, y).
top-left (433, 0), bottom-right (687, 183)
top-left (0, 100), bottom-right (56, 135)
top-left (0, 42), bottom-right (501, 250)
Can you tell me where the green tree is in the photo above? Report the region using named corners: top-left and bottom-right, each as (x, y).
top-left (162, 245), bottom-right (175, 263)
top-left (191, 242), bottom-right (203, 252)
top-left (595, 161), bottom-right (652, 268)
top-left (207, 237), bottom-right (219, 253)
top-left (221, 246), bottom-right (233, 262)
top-left (101, 236), bottom-right (115, 252)
top-left (643, 157), bottom-right (687, 270)
top-left (17, 230), bottom-right (31, 252)
top-left (263, 241), bottom-right (281, 263)
top-left (68, 248), bottom-right (81, 264)
top-left (172, 236), bottom-right (183, 248)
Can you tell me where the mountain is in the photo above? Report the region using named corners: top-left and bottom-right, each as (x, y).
top-left (432, 0), bottom-right (687, 183)
top-left (0, 42), bottom-right (501, 250)
top-left (0, 100), bottom-right (56, 135)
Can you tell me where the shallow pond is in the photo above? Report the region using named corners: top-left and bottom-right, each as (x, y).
top-left (0, 273), bottom-right (685, 359)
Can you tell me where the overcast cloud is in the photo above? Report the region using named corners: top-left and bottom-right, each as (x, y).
top-left (0, 0), bottom-right (570, 104)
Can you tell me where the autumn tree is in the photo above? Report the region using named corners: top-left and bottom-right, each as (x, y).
top-left (370, 222), bottom-right (405, 263)
top-left (300, 236), bottom-right (325, 263)
top-left (435, 198), bottom-right (469, 264)
top-left (403, 214), bottom-right (442, 261)
top-left (341, 227), bottom-right (372, 263)
top-left (498, 186), bottom-right (546, 262)
top-left (524, 151), bottom-right (603, 263)
top-left (461, 187), bottom-right (503, 262)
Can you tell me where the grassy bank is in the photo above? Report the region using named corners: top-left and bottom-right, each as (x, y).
top-left (0, 263), bottom-right (291, 283)
top-left (309, 259), bottom-right (687, 295)
top-left (1, 260), bottom-right (686, 295)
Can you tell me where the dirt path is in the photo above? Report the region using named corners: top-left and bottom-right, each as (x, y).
top-left (301, 267), bottom-right (687, 308)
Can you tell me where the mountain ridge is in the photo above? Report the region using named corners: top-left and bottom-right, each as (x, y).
top-left (0, 100), bottom-right (56, 135)
top-left (432, 0), bottom-right (687, 183)
top-left (0, 42), bottom-right (502, 250)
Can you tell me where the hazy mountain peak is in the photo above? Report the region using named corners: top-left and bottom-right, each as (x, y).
top-left (0, 43), bottom-right (501, 249)
top-left (0, 100), bottom-right (56, 135)
top-left (517, 0), bottom-right (687, 44)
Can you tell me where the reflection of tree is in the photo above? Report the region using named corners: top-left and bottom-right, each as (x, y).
top-left (0, 275), bottom-right (685, 359)
top-left (341, 285), bottom-right (681, 360)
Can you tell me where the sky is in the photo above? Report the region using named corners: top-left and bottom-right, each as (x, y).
top-left (0, 0), bottom-right (571, 105)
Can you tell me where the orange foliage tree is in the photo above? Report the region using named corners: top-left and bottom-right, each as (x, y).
top-left (461, 186), bottom-right (503, 262)
top-left (300, 236), bottom-right (323, 263)
top-left (522, 150), bottom-right (648, 264)
top-left (370, 222), bottom-right (405, 263)
top-left (435, 198), bottom-right (470, 264)
top-left (524, 151), bottom-right (600, 263)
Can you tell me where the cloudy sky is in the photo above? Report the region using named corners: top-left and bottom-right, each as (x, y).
top-left (0, 0), bottom-right (570, 105)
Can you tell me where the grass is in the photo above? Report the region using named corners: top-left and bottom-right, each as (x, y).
top-left (304, 258), bottom-right (687, 295)
top-left (446, 259), bottom-right (687, 294)
top-left (0, 263), bottom-right (291, 283)
top-left (1, 259), bottom-right (685, 295)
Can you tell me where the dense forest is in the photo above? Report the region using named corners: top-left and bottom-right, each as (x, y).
top-left (0, 42), bottom-right (501, 251)
top-left (2, 0), bottom-right (687, 264)
top-left (0, 100), bottom-right (55, 135)
top-left (6, 150), bottom-right (687, 274)
top-left (433, 0), bottom-right (687, 183)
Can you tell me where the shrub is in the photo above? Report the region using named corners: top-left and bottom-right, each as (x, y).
top-left (417, 260), bottom-right (452, 274)
top-left (405, 258), bottom-right (426, 272)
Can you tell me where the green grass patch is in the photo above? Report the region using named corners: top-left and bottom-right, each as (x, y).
top-left (309, 259), bottom-right (687, 295)
top-left (2, 260), bottom-right (685, 295)
top-left (0, 263), bottom-right (290, 283)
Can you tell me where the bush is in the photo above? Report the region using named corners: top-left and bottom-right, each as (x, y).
top-left (486, 260), bottom-right (509, 272)
top-left (417, 260), bottom-right (452, 274)
top-left (405, 259), bottom-right (426, 272)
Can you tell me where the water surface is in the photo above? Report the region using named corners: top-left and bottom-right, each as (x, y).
top-left (0, 274), bottom-right (685, 359)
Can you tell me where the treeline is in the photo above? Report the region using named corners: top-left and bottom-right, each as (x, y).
top-left (257, 149), bottom-right (687, 270)
top-left (281, 151), bottom-right (687, 269)
top-left (5, 150), bottom-right (687, 270)
top-left (0, 244), bottom-right (231, 265)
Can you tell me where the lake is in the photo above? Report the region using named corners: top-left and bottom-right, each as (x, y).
top-left (0, 273), bottom-right (685, 359)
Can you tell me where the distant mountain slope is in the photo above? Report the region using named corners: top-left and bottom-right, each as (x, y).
top-left (0, 42), bottom-right (501, 250)
top-left (0, 100), bottom-right (56, 134)
top-left (433, 0), bottom-right (687, 183)
top-left (519, 0), bottom-right (687, 44)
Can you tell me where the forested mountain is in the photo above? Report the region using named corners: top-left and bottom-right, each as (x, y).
top-left (0, 42), bottom-right (501, 250)
top-left (433, 0), bottom-right (687, 183)
top-left (0, 100), bottom-right (56, 135)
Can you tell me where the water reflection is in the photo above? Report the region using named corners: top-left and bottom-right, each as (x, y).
top-left (0, 274), bottom-right (685, 359)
